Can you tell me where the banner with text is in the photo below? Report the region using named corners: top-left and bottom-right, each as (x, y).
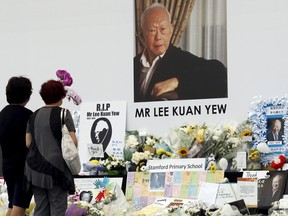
top-left (146, 158), bottom-right (206, 172)
top-left (78, 101), bottom-right (126, 170)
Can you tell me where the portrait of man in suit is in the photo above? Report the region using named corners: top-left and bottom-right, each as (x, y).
top-left (134, 2), bottom-right (227, 102)
top-left (266, 118), bottom-right (284, 143)
top-left (258, 173), bottom-right (285, 209)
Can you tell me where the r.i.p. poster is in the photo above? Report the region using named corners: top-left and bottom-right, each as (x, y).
top-left (78, 101), bottom-right (127, 171)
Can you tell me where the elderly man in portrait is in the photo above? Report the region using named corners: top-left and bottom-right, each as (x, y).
top-left (134, 3), bottom-right (227, 102)
top-left (267, 119), bottom-right (283, 143)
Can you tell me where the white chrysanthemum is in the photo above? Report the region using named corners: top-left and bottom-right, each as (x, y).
top-left (111, 161), bottom-right (118, 166)
top-left (106, 164), bottom-right (112, 170)
top-left (125, 135), bottom-right (139, 149)
top-left (228, 137), bottom-right (241, 146)
top-left (213, 129), bottom-right (223, 136)
top-left (145, 136), bottom-right (156, 146)
top-left (131, 151), bottom-right (151, 164)
top-left (212, 135), bottom-right (220, 141)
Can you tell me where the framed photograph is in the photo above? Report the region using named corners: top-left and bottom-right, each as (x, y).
top-left (149, 172), bottom-right (166, 191)
top-left (258, 171), bottom-right (288, 209)
top-left (248, 97), bottom-right (288, 165)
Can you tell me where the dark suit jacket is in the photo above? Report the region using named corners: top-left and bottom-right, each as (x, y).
top-left (271, 189), bottom-right (282, 204)
top-left (267, 131), bottom-right (283, 141)
top-left (261, 189), bottom-right (282, 208)
top-left (134, 44), bottom-right (227, 102)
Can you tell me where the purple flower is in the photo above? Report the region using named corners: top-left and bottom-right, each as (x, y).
top-left (63, 73), bottom-right (73, 87)
top-left (55, 69), bottom-right (81, 105)
top-left (56, 70), bottom-right (68, 80)
top-left (65, 204), bottom-right (88, 216)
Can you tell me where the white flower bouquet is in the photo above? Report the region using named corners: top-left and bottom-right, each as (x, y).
top-left (163, 123), bottom-right (209, 158)
top-left (100, 155), bottom-right (126, 175)
top-left (125, 134), bottom-right (140, 151)
top-left (131, 151), bottom-right (152, 165)
top-left (198, 124), bottom-right (243, 160)
top-left (124, 131), bottom-right (142, 161)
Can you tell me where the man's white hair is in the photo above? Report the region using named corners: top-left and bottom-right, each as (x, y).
top-left (140, 3), bottom-right (171, 29)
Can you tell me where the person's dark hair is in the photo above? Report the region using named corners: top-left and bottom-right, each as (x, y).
top-left (40, 80), bottom-right (67, 104)
top-left (6, 76), bottom-right (32, 104)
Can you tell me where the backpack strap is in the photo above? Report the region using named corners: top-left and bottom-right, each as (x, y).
top-left (61, 108), bottom-right (66, 125)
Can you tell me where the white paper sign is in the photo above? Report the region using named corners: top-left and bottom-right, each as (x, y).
top-left (87, 143), bottom-right (104, 158)
top-left (198, 182), bottom-right (219, 207)
top-left (78, 101), bottom-right (127, 169)
top-left (146, 158), bottom-right (206, 172)
top-left (237, 152), bottom-right (247, 170)
top-left (215, 183), bottom-right (237, 208)
top-left (242, 171), bottom-right (268, 179)
top-left (237, 178), bottom-right (258, 208)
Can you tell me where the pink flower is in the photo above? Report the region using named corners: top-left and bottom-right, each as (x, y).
top-left (63, 73), bottom-right (73, 87)
top-left (65, 204), bottom-right (88, 216)
top-left (66, 88), bottom-right (82, 105)
top-left (56, 70), bottom-right (67, 80)
top-left (55, 69), bottom-right (81, 105)
top-left (56, 70), bottom-right (73, 87)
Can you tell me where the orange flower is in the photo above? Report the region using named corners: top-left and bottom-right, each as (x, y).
top-left (178, 147), bottom-right (188, 157)
top-left (241, 129), bottom-right (252, 137)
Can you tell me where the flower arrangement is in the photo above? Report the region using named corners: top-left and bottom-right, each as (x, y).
top-left (100, 155), bottom-right (126, 175)
top-left (248, 96), bottom-right (288, 166)
top-left (145, 200), bottom-right (208, 216)
top-left (236, 120), bottom-right (253, 138)
top-left (56, 69), bottom-right (82, 105)
top-left (66, 178), bottom-right (121, 216)
top-left (247, 149), bottom-right (261, 170)
top-left (183, 200), bottom-right (208, 216)
top-left (82, 159), bottom-right (105, 174)
top-left (125, 134), bottom-right (141, 151)
top-left (165, 205), bottom-right (183, 215)
top-left (124, 131), bottom-right (160, 151)
top-left (199, 124), bottom-right (243, 161)
top-left (268, 198), bottom-right (288, 216)
top-left (130, 151), bottom-right (152, 172)
top-left (142, 134), bottom-right (160, 154)
top-left (65, 201), bottom-right (104, 216)
top-left (144, 135), bottom-right (160, 148)
top-left (124, 131), bottom-right (159, 171)
top-left (122, 121), bottom-right (265, 172)
top-left (163, 123), bottom-right (209, 159)
top-left (131, 151), bottom-right (152, 165)
top-left (124, 131), bottom-right (142, 162)
top-left (155, 148), bottom-right (172, 159)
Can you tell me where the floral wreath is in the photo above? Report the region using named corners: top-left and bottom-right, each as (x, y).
top-left (56, 69), bottom-right (82, 105)
top-left (248, 96), bottom-right (288, 166)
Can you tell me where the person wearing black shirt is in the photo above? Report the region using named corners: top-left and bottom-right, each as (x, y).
top-left (0, 76), bottom-right (33, 216)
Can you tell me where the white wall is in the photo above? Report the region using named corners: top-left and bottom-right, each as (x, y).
top-left (0, 0), bottom-right (288, 136)
top-left (0, 0), bottom-right (133, 110)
